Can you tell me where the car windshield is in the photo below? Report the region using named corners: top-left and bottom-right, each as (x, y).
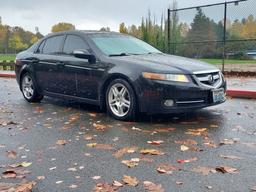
top-left (91, 35), bottom-right (161, 56)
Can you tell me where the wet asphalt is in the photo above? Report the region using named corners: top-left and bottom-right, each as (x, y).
top-left (0, 77), bottom-right (256, 192)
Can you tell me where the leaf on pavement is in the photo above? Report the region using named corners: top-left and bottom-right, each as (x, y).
top-left (6, 150), bottom-right (17, 158)
top-left (143, 181), bottom-right (165, 192)
top-left (251, 186), bottom-right (256, 191)
top-left (175, 139), bottom-right (197, 146)
top-left (191, 167), bottom-right (216, 175)
top-left (84, 134), bottom-right (93, 141)
top-left (92, 176), bottom-right (101, 180)
top-left (220, 138), bottom-right (238, 145)
top-left (185, 128), bottom-right (207, 136)
top-left (177, 157), bottom-right (197, 164)
top-left (56, 139), bottom-right (67, 145)
top-left (87, 143), bottom-right (114, 150)
top-left (215, 166), bottom-right (238, 174)
top-left (156, 164), bottom-right (180, 174)
top-left (140, 149), bottom-right (165, 155)
top-left (147, 140), bottom-right (164, 145)
top-left (219, 155), bottom-right (242, 160)
top-left (93, 123), bottom-right (107, 130)
top-left (93, 183), bottom-right (119, 192)
top-left (2, 170), bottom-right (17, 178)
top-left (180, 145), bottom-right (189, 151)
top-left (113, 147), bottom-right (138, 158)
top-left (15, 181), bottom-right (36, 192)
top-left (154, 128), bottom-right (176, 133)
top-left (113, 180), bottom-right (123, 187)
top-left (122, 175), bottom-right (139, 186)
top-left (20, 161), bottom-right (32, 167)
top-left (122, 159), bottom-right (140, 168)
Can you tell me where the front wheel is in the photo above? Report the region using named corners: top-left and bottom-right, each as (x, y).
top-left (106, 79), bottom-right (137, 121)
top-left (21, 73), bottom-right (44, 102)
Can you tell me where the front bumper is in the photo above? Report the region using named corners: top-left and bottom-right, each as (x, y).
top-left (137, 75), bottom-right (227, 114)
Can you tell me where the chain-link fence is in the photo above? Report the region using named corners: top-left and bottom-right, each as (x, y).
top-left (167, 0), bottom-right (256, 73)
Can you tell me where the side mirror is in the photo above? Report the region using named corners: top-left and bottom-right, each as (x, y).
top-left (73, 49), bottom-right (96, 63)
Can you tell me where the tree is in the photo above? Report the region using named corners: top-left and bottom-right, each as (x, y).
top-left (8, 33), bottom-right (28, 53)
top-left (185, 8), bottom-right (217, 58)
top-left (51, 22), bottom-right (75, 33)
top-left (119, 23), bottom-right (128, 33)
top-left (100, 27), bottom-right (110, 32)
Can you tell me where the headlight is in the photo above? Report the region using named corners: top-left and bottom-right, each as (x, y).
top-left (142, 72), bottom-right (189, 83)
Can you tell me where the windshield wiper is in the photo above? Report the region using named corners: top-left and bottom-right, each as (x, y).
top-left (109, 53), bottom-right (140, 57)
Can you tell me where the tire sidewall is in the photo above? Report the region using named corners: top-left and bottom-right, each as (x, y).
top-left (106, 79), bottom-right (136, 121)
top-left (21, 73), bottom-right (41, 102)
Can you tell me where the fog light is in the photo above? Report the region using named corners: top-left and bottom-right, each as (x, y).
top-left (164, 99), bottom-right (174, 107)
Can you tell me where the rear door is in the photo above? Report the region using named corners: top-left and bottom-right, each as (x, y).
top-left (34, 35), bottom-right (65, 93)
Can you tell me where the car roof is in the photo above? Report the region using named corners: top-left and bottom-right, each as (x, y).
top-left (45, 30), bottom-right (122, 39)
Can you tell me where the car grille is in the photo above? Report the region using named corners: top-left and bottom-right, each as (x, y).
top-left (194, 70), bottom-right (222, 88)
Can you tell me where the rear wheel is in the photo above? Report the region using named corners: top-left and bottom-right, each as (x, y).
top-left (106, 79), bottom-right (136, 121)
top-left (21, 73), bottom-right (43, 102)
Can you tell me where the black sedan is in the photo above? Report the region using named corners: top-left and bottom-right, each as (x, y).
top-left (15, 30), bottom-right (226, 120)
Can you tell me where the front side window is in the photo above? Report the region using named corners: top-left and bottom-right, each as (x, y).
top-left (43, 35), bottom-right (64, 54)
top-left (91, 35), bottom-right (161, 56)
top-left (63, 35), bottom-right (89, 54)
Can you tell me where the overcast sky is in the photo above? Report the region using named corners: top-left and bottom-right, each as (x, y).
top-left (0, 0), bottom-right (255, 35)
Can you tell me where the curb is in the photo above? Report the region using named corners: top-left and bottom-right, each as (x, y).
top-left (0, 73), bottom-right (255, 100)
top-left (226, 90), bottom-right (256, 99)
top-left (0, 73), bottom-right (16, 78)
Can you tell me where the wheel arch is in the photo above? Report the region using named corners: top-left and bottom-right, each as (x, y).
top-left (99, 73), bottom-right (140, 111)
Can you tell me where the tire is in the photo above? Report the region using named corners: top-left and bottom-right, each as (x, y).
top-left (21, 72), bottom-right (44, 102)
top-left (106, 79), bottom-right (137, 121)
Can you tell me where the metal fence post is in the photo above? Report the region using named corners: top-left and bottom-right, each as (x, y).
top-left (222, 2), bottom-right (227, 72)
top-left (167, 9), bottom-right (171, 54)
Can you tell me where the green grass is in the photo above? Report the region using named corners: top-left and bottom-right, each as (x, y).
top-left (200, 59), bottom-right (256, 65)
top-left (0, 54), bottom-right (16, 61)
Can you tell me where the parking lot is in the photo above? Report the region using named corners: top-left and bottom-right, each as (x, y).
top-left (0, 77), bottom-right (256, 192)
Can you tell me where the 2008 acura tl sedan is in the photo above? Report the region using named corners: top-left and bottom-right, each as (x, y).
top-left (15, 30), bottom-right (226, 120)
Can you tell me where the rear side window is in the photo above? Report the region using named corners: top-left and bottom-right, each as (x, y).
top-left (63, 35), bottom-right (89, 54)
top-left (43, 35), bottom-right (64, 54)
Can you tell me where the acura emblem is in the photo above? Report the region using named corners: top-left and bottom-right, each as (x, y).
top-left (208, 75), bottom-right (214, 84)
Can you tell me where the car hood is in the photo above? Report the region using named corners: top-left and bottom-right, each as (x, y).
top-left (109, 53), bottom-right (219, 74)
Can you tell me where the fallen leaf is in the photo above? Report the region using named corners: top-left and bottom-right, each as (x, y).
top-left (69, 184), bottom-right (78, 189)
top-left (156, 164), bottom-right (180, 174)
top-left (93, 183), bottom-right (119, 192)
top-left (113, 147), bottom-right (138, 158)
top-left (2, 170), bottom-right (17, 178)
top-left (56, 139), bottom-right (67, 145)
top-left (143, 181), bottom-right (165, 192)
top-left (113, 180), bottom-right (123, 187)
top-left (122, 175), bottom-right (139, 186)
top-left (251, 186), bottom-right (256, 191)
top-left (87, 143), bottom-right (98, 147)
top-left (219, 155), bottom-right (242, 160)
top-left (176, 181), bottom-right (183, 186)
top-left (215, 166), bottom-right (238, 174)
top-left (175, 139), bottom-right (197, 146)
top-left (147, 140), bottom-right (164, 145)
top-left (86, 143), bottom-right (113, 150)
top-left (92, 176), bottom-right (101, 180)
top-left (15, 181), bottom-right (36, 192)
top-left (177, 157), bottom-right (197, 164)
top-left (140, 149), bottom-right (165, 155)
top-left (185, 128), bottom-right (207, 136)
top-left (191, 167), bottom-right (216, 175)
top-left (37, 176), bottom-right (45, 180)
top-left (180, 145), bottom-right (189, 151)
top-left (93, 123), bottom-right (107, 130)
top-left (20, 162), bottom-right (32, 167)
top-left (49, 166), bottom-right (57, 171)
top-left (67, 167), bottom-right (77, 172)
top-left (6, 150), bottom-right (17, 158)
top-left (84, 134), bottom-right (93, 141)
top-left (122, 159), bottom-right (139, 168)
top-left (89, 113), bottom-right (97, 117)
top-left (56, 181), bottom-right (63, 184)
